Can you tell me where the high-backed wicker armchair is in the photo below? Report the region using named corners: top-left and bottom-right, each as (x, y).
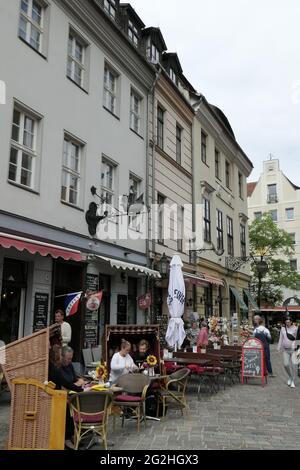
top-left (157, 367), bottom-right (190, 418)
top-left (113, 374), bottom-right (150, 432)
top-left (69, 391), bottom-right (112, 450)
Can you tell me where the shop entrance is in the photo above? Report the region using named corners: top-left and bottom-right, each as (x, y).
top-left (0, 258), bottom-right (27, 344)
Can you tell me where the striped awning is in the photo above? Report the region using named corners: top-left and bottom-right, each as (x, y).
top-left (230, 286), bottom-right (248, 311)
top-left (183, 272), bottom-right (224, 287)
top-left (244, 289), bottom-right (260, 312)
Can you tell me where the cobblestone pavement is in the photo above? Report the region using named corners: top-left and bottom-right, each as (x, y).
top-left (1, 346), bottom-right (300, 450)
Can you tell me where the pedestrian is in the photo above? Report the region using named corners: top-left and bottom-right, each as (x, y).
top-left (54, 309), bottom-right (72, 347)
top-left (197, 321), bottom-right (209, 352)
top-left (277, 316), bottom-right (298, 388)
top-left (253, 315), bottom-right (275, 377)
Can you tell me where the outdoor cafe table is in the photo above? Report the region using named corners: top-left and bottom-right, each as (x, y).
top-left (167, 357), bottom-right (213, 366)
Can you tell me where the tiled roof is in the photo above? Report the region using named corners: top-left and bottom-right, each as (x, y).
top-left (247, 182), bottom-right (257, 197)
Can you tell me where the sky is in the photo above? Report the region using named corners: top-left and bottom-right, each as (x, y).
top-left (130, 0), bottom-right (300, 182)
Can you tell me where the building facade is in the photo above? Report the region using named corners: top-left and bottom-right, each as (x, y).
top-left (0, 0), bottom-right (159, 355)
top-left (247, 158), bottom-right (300, 305)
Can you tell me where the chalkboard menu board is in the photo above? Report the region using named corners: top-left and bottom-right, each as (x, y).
top-left (242, 338), bottom-right (266, 386)
top-left (33, 293), bottom-right (49, 332)
top-left (156, 314), bottom-right (169, 348)
top-left (117, 295), bottom-right (128, 325)
top-left (84, 273), bottom-right (99, 348)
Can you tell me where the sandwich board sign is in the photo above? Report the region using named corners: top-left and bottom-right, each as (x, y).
top-left (242, 337), bottom-right (266, 387)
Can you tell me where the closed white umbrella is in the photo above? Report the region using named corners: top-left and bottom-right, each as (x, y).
top-left (165, 254), bottom-right (186, 350)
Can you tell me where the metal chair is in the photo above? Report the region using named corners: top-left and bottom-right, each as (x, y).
top-left (157, 367), bottom-right (190, 418)
top-left (69, 391), bottom-right (112, 450)
top-left (92, 346), bottom-right (102, 363)
top-left (82, 348), bottom-right (93, 374)
top-left (113, 374), bottom-right (150, 432)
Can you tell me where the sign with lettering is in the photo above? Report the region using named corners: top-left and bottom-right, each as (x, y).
top-left (138, 293), bottom-right (152, 310)
top-left (84, 274), bottom-right (99, 348)
top-left (33, 293), bottom-right (49, 332)
top-left (242, 338), bottom-right (266, 386)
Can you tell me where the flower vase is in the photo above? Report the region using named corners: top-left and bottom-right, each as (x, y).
top-left (149, 367), bottom-right (155, 377)
top-left (213, 343), bottom-right (218, 350)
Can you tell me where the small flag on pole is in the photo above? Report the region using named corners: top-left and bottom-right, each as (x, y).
top-left (64, 292), bottom-right (82, 317)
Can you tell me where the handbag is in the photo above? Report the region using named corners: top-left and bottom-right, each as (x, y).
top-left (285, 327), bottom-right (296, 342)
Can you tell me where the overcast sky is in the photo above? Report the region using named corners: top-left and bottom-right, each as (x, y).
top-left (130, 0), bottom-right (300, 182)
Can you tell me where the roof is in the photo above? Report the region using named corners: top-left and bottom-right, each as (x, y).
top-left (162, 52), bottom-right (183, 74)
top-left (209, 104), bottom-right (236, 139)
top-left (119, 3), bottom-right (145, 28)
top-left (247, 182), bottom-right (257, 197)
top-left (142, 27), bottom-right (167, 51)
top-left (286, 176), bottom-right (300, 191)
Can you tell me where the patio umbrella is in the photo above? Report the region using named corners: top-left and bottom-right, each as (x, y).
top-left (165, 254), bottom-right (186, 350)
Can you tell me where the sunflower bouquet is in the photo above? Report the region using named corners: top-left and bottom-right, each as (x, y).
top-left (146, 355), bottom-right (157, 368)
top-left (96, 363), bottom-right (108, 383)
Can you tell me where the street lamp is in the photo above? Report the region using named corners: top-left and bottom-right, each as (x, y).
top-left (158, 253), bottom-right (169, 278)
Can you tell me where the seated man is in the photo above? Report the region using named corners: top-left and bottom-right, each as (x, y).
top-left (60, 346), bottom-right (85, 388)
top-left (132, 339), bottom-right (150, 367)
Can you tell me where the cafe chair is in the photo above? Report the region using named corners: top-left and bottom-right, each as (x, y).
top-left (92, 346), bottom-right (102, 363)
top-left (157, 367), bottom-right (190, 418)
top-left (82, 348), bottom-right (94, 374)
top-left (113, 374), bottom-right (150, 433)
top-left (69, 391), bottom-right (112, 450)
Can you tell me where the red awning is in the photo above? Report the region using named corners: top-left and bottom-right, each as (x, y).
top-left (183, 272), bottom-right (224, 287)
top-left (0, 232), bottom-right (83, 262)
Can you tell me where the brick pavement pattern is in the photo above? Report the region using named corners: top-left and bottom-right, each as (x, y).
top-left (1, 346), bottom-right (300, 450)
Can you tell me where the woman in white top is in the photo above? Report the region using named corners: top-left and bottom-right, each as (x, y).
top-left (109, 339), bottom-right (138, 384)
top-left (277, 317), bottom-right (298, 388)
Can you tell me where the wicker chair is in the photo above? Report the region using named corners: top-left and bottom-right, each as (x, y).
top-left (113, 374), bottom-right (150, 432)
top-left (69, 391), bottom-right (112, 450)
top-left (157, 367), bottom-right (190, 418)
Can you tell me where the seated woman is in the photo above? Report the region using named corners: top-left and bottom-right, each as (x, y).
top-left (132, 339), bottom-right (150, 367)
top-left (109, 339), bottom-right (138, 384)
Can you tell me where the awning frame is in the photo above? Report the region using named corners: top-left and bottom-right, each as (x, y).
top-left (89, 254), bottom-right (161, 279)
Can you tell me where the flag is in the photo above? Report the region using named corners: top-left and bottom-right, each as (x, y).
top-left (64, 292), bottom-right (82, 317)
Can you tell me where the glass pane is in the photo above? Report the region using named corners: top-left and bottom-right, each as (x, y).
top-left (8, 162), bottom-right (17, 182)
top-left (30, 25), bottom-right (40, 51)
top-left (61, 185), bottom-right (67, 201)
top-left (74, 63), bottom-right (82, 86)
top-left (19, 16), bottom-right (27, 40)
top-left (70, 143), bottom-right (79, 172)
top-left (75, 41), bottom-right (83, 62)
top-left (21, 168), bottom-right (32, 187)
top-left (21, 0), bottom-right (29, 14)
top-left (22, 152), bottom-right (32, 171)
top-left (10, 147), bottom-right (18, 165)
top-left (12, 110), bottom-right (21, 141)
top-left (68, 36), bottom-right (73, 55)
top-left (32, 0), bottom-right (42, 25)
top-left (63, 140), bottom-right (69, 166)
top-left (67, 58), bottom-right (73, 78)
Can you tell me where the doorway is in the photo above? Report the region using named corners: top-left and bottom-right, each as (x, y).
top-left (0, 258), bottom-right (27, 344)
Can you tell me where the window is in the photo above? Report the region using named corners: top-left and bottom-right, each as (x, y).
top-left (157, 194), bottom-right (165, 244)
top-left (61, 136), bottom-right (82, 206)
top-left (240, 224), bottom-right (246, 258)
top-left (216, 210), bottom-right (224, 252)
top-left (176, 125), bottom-right (182, 164)
top-left (225, 160), bottom-right (231, 189)
top-left (147, 42), bottom-right (160, 63)
top-left (269, 210), bottom-right (278, 222)
top-left (203, 198), bottom-right (211, 243)
top-left (9, 106), bottom-right (39, 189)
top-left (254, 212), bottom-right (262, 220)
top-left (177, 206), bottom-right (184, 252)
top-left (169, 68), bottom-right (177, 84)
top-left (104, 64), bottom-right (118, 115)
top-left (157, 106), bottom-right (164, 149)
top-left (128, 20), bottom-right (138, 46)
top-left (290, 259), bottom-right (297, 271)
top-left (201, 132), bottom-right (207, 164)
top-left (227, 216), bottom-right (234, 256)
top-left (104, 0), bottom-right (116, 19)
top-left (238, 172), bottom-right (243, 199)
top-left (286, 208), bottom-right (294, 220)
top-left (101, 159), bottom-right (115, 208)
top-left (215, 149), bottom-right (220, 180)
top-left (130, 89), bottom-right (142, 135)
top-left (19, 0), bottom-right (45, 53)
top-left (289, 233), bottom-right (296, 245)
top-left (67, 30), bottom-right (86, 88)
top-left (129, 173), bottom-right (142, 230)
top-left (267, 184), bottom-right (278, 203)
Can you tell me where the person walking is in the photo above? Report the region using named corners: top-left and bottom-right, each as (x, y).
top-left (277, 316), bottom-right (298, 388)
top-left (54, 309), bottom-right (72, 347)
top-left (253, 315), bottom-right (275, 377)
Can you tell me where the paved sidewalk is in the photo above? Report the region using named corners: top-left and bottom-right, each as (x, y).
top-left (1, 346), bottom-right (300, 450)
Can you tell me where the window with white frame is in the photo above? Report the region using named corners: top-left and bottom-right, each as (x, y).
top-left (19, 0), bottom-right (45, 53)
top-left (269, 209), bottom-right (278, 222)
top-left (290, 259), bottom-right (297, 271)
top-left (147, 40), bottom-right (160, 64)
top-left (130, 89), bottom-right (142, 135)
top-left (104, 0), bottom-right (116, 19)
top-left (286, 208), bottom-right (295, 220)
top-left (227, 216), bottom-right (234, 256)
top-left (254, 212), bottom-right (262, 220)
top-left (216, 209), bottom-right (224, 252)
top-left (240, 224), bottom-right (246, 258)
top-left (128, 20), bottom-right (139, 46)
top-left (177, 206), bottom-right (184, 252)
top-left (101, 159), bottom-right (115, 207)
top-left (157, 105), bottom-right (164, 149)
top-left (225, 160), bottom-right (231, 189)
top-left (157, 193), bottom-right (165, 244)
top-left (203, 198), bottom-right (211, 243)
top-left (176, 124), bottom-right (182, 164)
top-left (215, 149), bottom-right (220, 180)
top-left (238, 172), bottom-right (243, 199)
top-left (201, 131), bottom-right (207, 164)
top-left (169, 68), bottom-right (177, 84)
top-left (9, 106), bottom-right (39, 189)
top-left (67, 30), bottom-right (86, 88)
top-left (61, 136), bottom-right (82, 206)
top-left (289, 233), bottom-right (296, 245)
top-left (104, 64), bottom-right (118, 115)
top-left (128, 173), bottom-right (142, 230)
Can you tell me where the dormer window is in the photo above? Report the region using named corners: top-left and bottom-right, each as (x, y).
top-left (147, 40), bottom-right (160, 64)
top-left (104, 0), bottom-right (116, 20)
top-left (128, 20), bottom-right (139, 47)
top-left (169, 68), bottom-right (177, 84)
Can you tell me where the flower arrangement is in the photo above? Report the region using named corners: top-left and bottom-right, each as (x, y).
top-left (96, 363), bottom-right (108, 383)
top-left (146, 355), bottom-right (157, 367)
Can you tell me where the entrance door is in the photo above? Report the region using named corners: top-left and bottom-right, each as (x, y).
top-left (0, 258), bottom-right (27, 344)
